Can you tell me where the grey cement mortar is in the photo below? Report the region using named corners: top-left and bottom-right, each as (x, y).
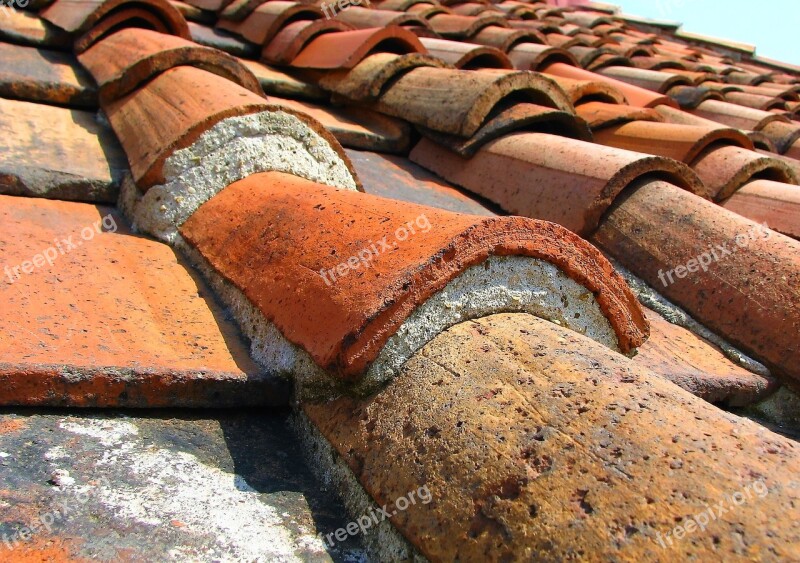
top-left (291, 410), bottom-right (429, 563)
top-left (606, 256), bottom-right (770, 376)
top-left (121, 110), bottom-right (357, 243)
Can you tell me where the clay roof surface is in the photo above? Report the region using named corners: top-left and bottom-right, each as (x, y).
top-left (0, 0), bottom-right (799, 560)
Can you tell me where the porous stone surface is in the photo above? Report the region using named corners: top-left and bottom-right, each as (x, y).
top-left (305, 313), bottom-right (800, 561)
top-left (121, 110), bottom-right (358, 242)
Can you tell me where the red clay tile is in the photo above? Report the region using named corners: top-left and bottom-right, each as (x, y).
top-left (262, 19), bottom-right (354, 65)
top-left (419, 102), bottom-right (591, 157)
top-left (317, 52), bottom-right (449, 101)
top-left (188, 21), bottom-right (259, 58)
top-left (597, 65), bottom-right (692, 93)
top-left (78, 28), bottom-right (262, 103)
top-left (594, 179), bottom-right (800, 385)
top-left (104, 66), bottom-right (269, 189)
top-left (566, 45), bottom-right (615, 68)
top-left (0, 196), bottom-right (287, 407)
top-left (375, 0), bottom-right (440, 10)
top-left (334, 6), bottom-right (430, 29)
top-left (180, 170), bottom-right (647, 379)
top-left (0, 9), bottom-right (72, 50)
top-left (0, 42), bottom-right (96, 108)
top-left (418, 37), bottom-right (512, 69)
top-left (719, 179), bottom-right (800, 239)
top-left (575, 101), bottom-right (664, 129)
top-left (373, 67), bottom-right (573, 137)
top-left (0, 98), bottom-right (127, 203)
top-left (667, 85), bottom-right (725, 109)
top-left (561, 10), bottom-right (615, 28)
top-left (785, 138), bottom-right (800, 160)
top-left (508, 43), bottom-right (578, 70)
top-left (410, 133), bottom-right (703, 236)
top-left (758, 120), bottom-right (800, 154)
top-left (725, 91), bottom-right (787, 111)
top-left (304, 312), bottom-right (800, 562)
top-left (427, 13), bottom-right (507, 39)
top-left (42, 0), bottom-right (190, 52)
top-left (345, 148), bottom-right (496, 216)
top-left (217, 1), bottom-right (322, 46)
top-left (218, 0), bottom-right (265, 20)
top-left (290, 26), bottom-right (426, 70)
top-left (269, 96), bottom-right (412, 153)
top-left (635, 307), bottom-right (775, 406)
top-left (630, 55), bottom-right (688, 71)
top-left (690, 144), bottom-right (798, 201)
top-left (179, 0), bottom-right (230, 11)
top-left (690, 99), bottom-right (789, 131)
top-left (593, 121), bottom-right (753, 165)
top-left (725, 70), bottom-right (769, 86)
top-left (545, 73), bottom-right (626, 105)
top-left (470, 24), bottom-right (546, 51)
top-left (543, 62), bottom-right (678, 108)
top-left (449, 2), bottom-right (499, 16)
top-left (240, 58), bottom-right (327, 100)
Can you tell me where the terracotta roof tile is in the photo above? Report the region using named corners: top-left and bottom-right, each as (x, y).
top-left (180, 171), bottom-right (647, 381)
top-left (261, 19), bottom-right (354, 65)
top-left (217, 1), bottom-right (322, 46)
top-left (78, 28), bottom-right (262, 103)
top-left (0, 196), bottom-right (288, 407)
top-left (418, 36), bottom-right (513, 69)
top-left (419, 102), bottom-right (591, 156)
top-left (290, 26), bottom-right (426, 69)
top-left (545, 72), bottom-right (626, 104)
top-left (217, 0), bottom-right (265, 21)
top-left (758, 120), bottom-right (800, 154)
top-left (575, 100), bottom-right (664, 128)
top-left (691, 144), bottom-right (798, 201)
top-left (304, 312), bottom-right (800, 561)
top-left (719, 179), bottom-right (800, 239)
top-left (470, 23), bottom-right (546, 50)
top-left (427, 12), bottom-right (508, 38)
top-left (187, 21), bottom-right (259, 57)
top-left (317, 52), bottom-right (449, 101)
top-left (543, 61), bottom-right (677, 107)
top-left (507, 42), bottom-right (578, 70)
top-left (592, 121), bottom-right (753, 164)
top-left (0, 98), bottom-right (126, 202)
top-left (691, 98), bottom-right (789, 131)
top-left (0, 9), bottom-right (72, 50)
top-left (635, 307), bottom-right (775, 406)
top-left (0, 42), bottom-right (96, 108)
top-left (410, 133), bottom-right (703, 236)
top-left (334, 6), bottom-right (431, 29)
top-left (104, 65), bottom-right (269, 189)
top-left (41, 0), bottom-right (190, 52)
top-left (594, 179), bottom-right (800, 383)
top-left (269, 96), bottom-right (413, 153)
top-left (372, 67), bottom-right (573, 137)
top-left (239, 57), bottom-right (327, 99)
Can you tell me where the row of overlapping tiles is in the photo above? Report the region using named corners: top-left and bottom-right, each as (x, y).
top-left (26, 0), bottom-right (799, 384)
top-left (3, 2), bottom-right (800, 559)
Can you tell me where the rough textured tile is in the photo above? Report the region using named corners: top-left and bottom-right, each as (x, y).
top-left (0, 42), bottom-right (96, 108)
top-left (0, 98), bottom-right (126, 203)
top-left (594, 179), bottom-right (800, 386)
top-left (180, 171), bottom-right (647, 380)
top-left (720, 179), bottom-right (800, 239)
top-left (0, 9), bottom-right (71, 50)
top-left (410, 133), bottom-right (703, 236)
top-left (78, 27), bottom-right (262, 103)
top-left (0, 196), bottom-right (288, 407)
top-left (0, 409), bottom-right (363, 560)
top-left (305, 313), bottom-right (800, 561)
top-left (634, 308), bottom-right (775, 406)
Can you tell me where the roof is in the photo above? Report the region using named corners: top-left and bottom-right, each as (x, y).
top-left (1, 0), bottom-right (799, 560)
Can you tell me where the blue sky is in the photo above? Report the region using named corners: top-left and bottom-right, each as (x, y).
top-left (614, 0), bottom-right (800, 65)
